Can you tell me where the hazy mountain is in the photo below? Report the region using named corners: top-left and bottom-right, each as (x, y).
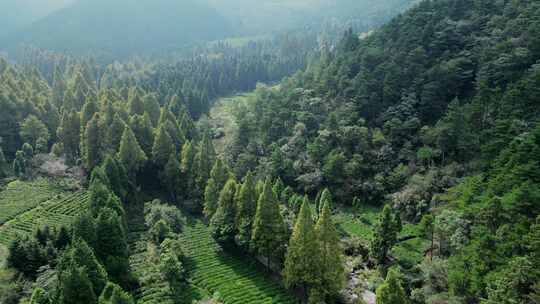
top-left (1, 0), bottom-right (233, 57)
top-left (0, 0), bottom-right (74, 38)
top-left (205, 0), bottom-right (418, 34)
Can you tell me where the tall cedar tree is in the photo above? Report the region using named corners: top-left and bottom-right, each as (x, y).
top-left (181, 140), bottom-right (197, 199)
top-left (283, 197), bottom-right (321, 297)
top-left (57, 239), bottom-right (108, 299)
top-left (375, 268), bottom-right (408, 304)
top-left (130, 113), bottom-right (154, 157)
top-left (20, 115), bottom-right (50, 148)
top-left (0, 147), bottom-right (7, 177)
top-left (80, 96), bottom-right (98, 135)
top-left (106, 114), bottom-right (126, 153)
top-left (235, 171), bottom-right (257, 249)
top-left (82, 113), bottom-right (101, 170)
top-left (117, 126), bottom-right (147, 181)
top-left (98, 282), bottom-right (135, 304)
top-left (204, 178), bottom-right (219, 219)
top-left (315, 197), bottom-right (345, 299)
top-left (371, 205), bottom-right (401, 265)
top-left (95, 207), bottom-right (130, 284)
top-left (210, 159), bottom-right (229, 191)
top-left (57, 110), bottom-right (80, 164)
top-left (128, 90), bottom-right (145, 116)
top-left (102, 155), bottom-right (128, 200)
top-left (196, 130), bottom-right (215, 198)
top-left (152, 125), bottom-right (175, 168)
top-left (251, 178), bottom-right (286, 270)
top-left (161, 152), bottom-right (182, 203)
top-left (210, 178), bottom-right (238, 245)
top-left (144, 94), bottom-right (161, 127)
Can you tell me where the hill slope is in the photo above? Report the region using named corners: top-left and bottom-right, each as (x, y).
top-left (2, 0), bottom-right (233, 57)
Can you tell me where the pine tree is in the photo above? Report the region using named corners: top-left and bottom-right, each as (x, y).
top-left (144, 93), bottom-right (161, 127)
top-left (102, 155), bottom-right (128, 200)
top-left (318, 188), bottom-right (332, 216)
top-left (98, 282), bottom-right (134, 304)
top-left (315, 196), bottom-right (345, 300)
top-left (210, 158), bottom-right (229, 191)
top-left (13, 151), bottom-right (26, 178)
top-left (196, 131), bottom-right (216, 198)
top-left (272, 177), bottom-right (284, 202)
top-left (30, 287), bottom-right (51, 304)
top-left (204, 178), bottom-right (219, 219)
top-left (210, 178), bottom-right (237, 245)
top-left (82, 113), bottom-right (101, 170)
top-left (20, 115), bottom-right (50, 148)
top-left (57, 110), bottom-right (80, 164)
top-left (106, 114), bottom-right (126, 153)
top-left (235, 171), bottom-right (257, 249)
top-left (128, 89), bottom-right (145, 116)
top-left (58, 266), bottom-right (97, 304)
top-left (129, 113), bottom-right (154, 157)
top-left (95, 208), bottom-right (130, 284)
top-left (117, 126), bottom-right (147, 181)
top-left (179, 112), bottom-right (197, 140)
top-left (371, 205), bottom-right (401, 265)
top-left (152, 125), bottom-right (175, 168)
top-left (251, 178), bottom-right (286, 270)
top-left (80, 96), bottom-right (98, 135)
top-left (181, 140), bottom-right (197, 199)
top-left (57, 239), bottom-right (108, 298)
top-left (376, 268), bottom-right (408, 304)
top-left (161, 152), bottom-right (182, 203)
top-left (283, 197), bottom-right (321, 296)
top-left (0, 147), bottom-right (8, 178)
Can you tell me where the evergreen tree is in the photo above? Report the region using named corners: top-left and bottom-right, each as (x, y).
top-left (161, 152), bottom-right (182, 203)
top-left (98, 282), bottom-right (134, 304)
top-left (57, 110), bottom-right (81, 164)
top-left (371, 205), bottom-right (401, 265)
top-left (58, 266), bottom-right (97, 304)
top-left (235, 171), bottom-right (257, 249)
top-left (129, 113), bottom-right (154, 157)
top-left (13, 151), bottom-right (26, 178)
top-left (0, 147), bottom-right (7, 177)
top-left (72, 212), bottom-right (97, 249)
top-left (102, 155), bottom-right (128, 200)
top-left (152, 125), bottom-right (175, 168)
top-left (210, 158), bottom-right (229, 191)
top-left (95, 208), bottom-right (130, 284)
top-left (143, 93), bottom-right (161, 127)
top-left (251, 178), bottom-right (286, 270)
top-left (20, 115), bottom-right (50, 148)
top-left (30, 287), bottom-right (51, 304)
top-left (181, 140), bottom-right (196, 199)
top-left (80, 96), bottom-right (98, 135)
top-left (117, 126), bottom-right (147, 181)
top-left (82, 113), bottom-right (101, 170)
top-left (57, 239), bottom-right (108, 298)
top-left (315, 196), bottom-right (345, 300)
top-left (283, 197), bottom-right (321, 296)
top-left (22, 143), bottom-right (34, 160)
top-left (128, 90), bottom-right (145, 116)
top-left (106, 114), bottom-right (126, 153)
top-left (204, 178), bottom-right (219, 219)
top-left (196, 130), bottom-right (215, 198)
top-left (179, 112), bottom-right (197, 140)
top-left (210, 178), bottom-right (237, 245)
top-left (272, 177), bottom-right (284, 202)
top-left (376, 268), bottom-right (408, 304)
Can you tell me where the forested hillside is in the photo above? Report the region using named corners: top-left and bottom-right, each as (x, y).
top-left (222, 0), bottom-right (540, 303)
top-left (0, 0), bottom-right (539, 304)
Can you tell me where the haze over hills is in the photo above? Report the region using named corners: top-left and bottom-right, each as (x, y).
top-left (1, 0), bottom-right (417, 58)
top-left (1, 0), bottom-right (234, 57)
top-left (0, 0), bottom-right (74, 38)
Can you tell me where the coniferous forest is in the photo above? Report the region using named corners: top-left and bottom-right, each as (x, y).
top-left (0, 0), bottom-right (539, 304)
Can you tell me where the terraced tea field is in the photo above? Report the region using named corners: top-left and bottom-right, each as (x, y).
top-left (180, 220), bottom-right (297, 304)
top-left (0, 178), bottom-right (65, 225)
top-left (0, 191), bottom-right (89, 245)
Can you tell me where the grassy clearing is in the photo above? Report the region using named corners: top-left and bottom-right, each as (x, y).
top-left (0, 178), bottom-right (66, 225)
top-left (334, 205), bottom-right (429, 266)
top-left (0, 190), bottom-right (89, 245)
top-left (179, 219), bottom-right (296, 304)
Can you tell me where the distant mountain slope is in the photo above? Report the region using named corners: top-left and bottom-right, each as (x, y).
top-left (1, 0), bottom-right (233, 57)
top-left (0, 0), bottom-right (74, 38)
